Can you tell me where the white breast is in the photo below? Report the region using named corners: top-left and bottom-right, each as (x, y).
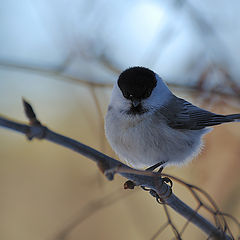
top-left (105, 106), bottom-right (210, 169)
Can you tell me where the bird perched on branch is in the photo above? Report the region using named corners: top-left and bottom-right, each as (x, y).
top-left (105, 66), bottom-right (240, 172)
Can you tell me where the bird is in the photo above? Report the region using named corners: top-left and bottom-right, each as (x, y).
top-left (104, 66), bottom-right (240, 172)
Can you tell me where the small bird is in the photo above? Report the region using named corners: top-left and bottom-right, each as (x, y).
top-left (104, 66), bottom-right (240, 172)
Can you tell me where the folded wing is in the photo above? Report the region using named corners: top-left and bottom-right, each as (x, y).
top-left (158, 96), bottom-right (240, 130)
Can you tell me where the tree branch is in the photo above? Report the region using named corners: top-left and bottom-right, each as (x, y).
top-left (0, 100), bottom-right (232, 240)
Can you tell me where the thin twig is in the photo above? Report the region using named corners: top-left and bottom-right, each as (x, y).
top-left (0, 100), bottom-right (233, 240)
top-left (150, 222), bottom-right (169, 240)
top-left (2, 60), bottom-right (240, 101)
top-left (163, 204), bottom-right (181, 240)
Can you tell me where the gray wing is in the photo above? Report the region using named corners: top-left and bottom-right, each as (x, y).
top-left (158, 96), bottom-right (240, 130)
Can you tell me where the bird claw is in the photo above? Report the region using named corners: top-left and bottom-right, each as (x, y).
top-left (150, 190), bottom-right (165, 204)
top-left (140, 176), bottom-right (173, 203)
top-left (141, 186), bottom-right (149, 191)
top-left (140, 186), bottom-right (162, 203)
top-left (162, 177), bottom-right (173, 188)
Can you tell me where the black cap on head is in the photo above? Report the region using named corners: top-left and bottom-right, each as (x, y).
top-left (118, 66), bottom-right (157, 100)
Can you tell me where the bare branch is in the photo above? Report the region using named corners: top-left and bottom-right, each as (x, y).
top-left (2, 60), bottom-right (240, 101)
top-left (0, 100), bottom-right (233, 240)
top-left (0, 60), bottom-right (112, 87)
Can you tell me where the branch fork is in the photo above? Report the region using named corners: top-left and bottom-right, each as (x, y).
top-left (0, 99), bottom-right (233, 240)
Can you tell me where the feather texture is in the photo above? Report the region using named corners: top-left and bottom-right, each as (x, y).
top-left (158, 96), bottom-right (240, 130)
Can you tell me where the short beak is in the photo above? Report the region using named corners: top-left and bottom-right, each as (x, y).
top-left (132, 99), bottom-right (141, 107)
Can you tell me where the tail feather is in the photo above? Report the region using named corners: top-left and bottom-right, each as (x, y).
top-left (226, 114), bottom-right (240, 122)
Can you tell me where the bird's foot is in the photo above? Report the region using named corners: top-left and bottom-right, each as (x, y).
top-left (140, 186), bottom-right (162, 203)
top-left (146, 161), bottom-right (165, 172)
top-left (162, 177), bottom-right (173, 188)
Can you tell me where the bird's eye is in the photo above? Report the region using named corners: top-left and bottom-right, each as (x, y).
top-left (123, 92), bottom-right (131, 99)
top-left (144, 89), bottom-right (152, 98)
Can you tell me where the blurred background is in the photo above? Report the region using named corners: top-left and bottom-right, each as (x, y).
top-left (0, 0), bottom-right (240, 239)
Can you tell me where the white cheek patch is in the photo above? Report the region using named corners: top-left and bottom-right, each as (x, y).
top-left (143, 74), bottom-right (172, 111)
top-left (110, 83), bottom-right (131, 111)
